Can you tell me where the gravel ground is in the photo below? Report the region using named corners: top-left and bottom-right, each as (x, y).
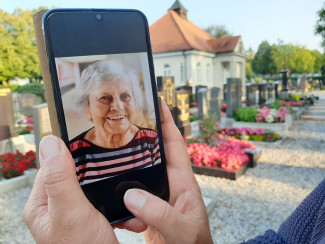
top-left (1, 97), bottom-right (325, 244)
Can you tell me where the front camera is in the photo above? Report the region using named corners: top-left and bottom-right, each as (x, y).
top-left (96, 14), bottom-right (102, 20)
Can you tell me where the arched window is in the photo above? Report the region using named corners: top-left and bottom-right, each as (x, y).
top-left (197, 62), bottom-right (201, 82)
top-left (164, 64), bottom-right (170, 76)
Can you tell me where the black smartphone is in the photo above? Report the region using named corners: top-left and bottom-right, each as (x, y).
top-left (42, 9), bottom-right (169, 225)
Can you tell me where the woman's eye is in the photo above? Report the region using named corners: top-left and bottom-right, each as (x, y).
top-left (121, 94), bottom-right (131, 101)
top-left (97, 96), bottom-right (112, 103)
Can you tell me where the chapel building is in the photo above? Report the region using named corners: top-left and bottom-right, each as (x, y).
top-left (150, 0), bottom-right (246, 92)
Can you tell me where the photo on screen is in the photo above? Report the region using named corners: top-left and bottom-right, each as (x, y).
top-left (55, 52), bottom-right (161, 185)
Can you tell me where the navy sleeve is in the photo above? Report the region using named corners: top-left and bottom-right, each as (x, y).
top-left (240, 178), bottom-right (325, 244)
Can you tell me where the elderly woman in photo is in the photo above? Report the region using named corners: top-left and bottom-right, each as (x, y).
top-left (69, 60), bottom-right (161, 185)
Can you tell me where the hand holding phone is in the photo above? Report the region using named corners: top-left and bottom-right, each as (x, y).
top-left (23, 100), bottom-right (213, 244)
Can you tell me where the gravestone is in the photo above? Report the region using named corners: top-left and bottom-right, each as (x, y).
top-left (274, 81), bottom-right (279, 99)
top-left (157, 76), bottom-right (177, 123)
top-left (258, 84), bottom-right (267, 106)
top-left (207, 87), bottom-right (221, 121)
top-left (195, 85), bottom-right (207, 103)
top-left (197, 88), bottom-right (208, 120)
top-left (175, 90), bottom-right (191, 136)
top-left (16, 93), bottom-right (43, 116)
top-left (157, 76), bottom-right (191, 136)
top-left (246, 83), bottom-right (258, 106)
top-left (177, 85), bottom-right (193, 104)
top-left (226, 78), bottom-right (242, 118)
top-left (32, 103), bottom-right (52, 167)
top-left (157, 76), bottom-right (176, 108)
top-left (266, 84), bottom-right (273, 102)
top-left (0, 88), bottom-right (16, 137)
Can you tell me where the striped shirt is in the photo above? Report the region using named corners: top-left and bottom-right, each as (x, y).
top-left (69, 127), bottom-right (161, 185)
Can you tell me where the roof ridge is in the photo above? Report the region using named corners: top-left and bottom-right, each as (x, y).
top-left (168, 10), bottom-right (192, 49)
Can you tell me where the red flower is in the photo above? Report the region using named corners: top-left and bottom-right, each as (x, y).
top-left (0, 150), bottom-right (36, 179)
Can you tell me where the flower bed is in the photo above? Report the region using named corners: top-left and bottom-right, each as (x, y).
top-left (186, 135), bottom-right (260, 180)
top-left (219, 127), bottom-right (281, 142)
top-left (0, 150), bottom-right (37, 179)
top-left (234, 106), bottom-right (290, 123)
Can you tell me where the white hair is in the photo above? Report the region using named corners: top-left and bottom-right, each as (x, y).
top-left (74, 60), bottom-right (143, 113)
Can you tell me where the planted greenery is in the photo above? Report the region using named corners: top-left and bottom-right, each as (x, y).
top-left (234, 107), bottom-right (259, 122)
top-left (16, 83), bottom-right (45, 102)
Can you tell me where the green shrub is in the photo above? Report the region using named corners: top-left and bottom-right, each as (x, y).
top-left (0, 84), bottom-right (20, 92)
top-left (290, 94), bottom-right (300, 101)
top-left (233, 107), bottom-right (259, 122)
top-left (16, 83), bottom-right (45, 102)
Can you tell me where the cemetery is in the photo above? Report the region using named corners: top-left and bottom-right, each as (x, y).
top-left (1, 2), bottom-right (325, 243)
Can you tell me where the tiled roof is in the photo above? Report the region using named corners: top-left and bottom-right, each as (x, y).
top-left (207, 36), bottom-right (241, 54)
top-left (150, 10), bottom-right (241, 54)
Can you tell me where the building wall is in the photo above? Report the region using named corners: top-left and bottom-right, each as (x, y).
top-left (153, 50), bottom-right (246, 93)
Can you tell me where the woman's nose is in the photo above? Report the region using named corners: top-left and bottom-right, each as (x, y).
top-left (110, 98), bottom-right (124, 110)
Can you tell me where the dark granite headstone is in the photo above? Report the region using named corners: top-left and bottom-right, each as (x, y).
top-left (226, 78), bottom-right (242, 118)
top-left (274, 81), bottom-right (279, 99)
top-left (258, 84), bottom-right (267, 106)
top-left (207, 87), bottom-right (221, 121)
top-left (246, 83), bottom-right (258, 106)
top-left (195, 85), bottom-right (207, 103)
top-left (197, 88), bottom-right (208, 120)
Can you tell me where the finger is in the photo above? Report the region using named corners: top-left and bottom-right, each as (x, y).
top-left (39, 136), bottom-right (89, 219)
top-left (160, 100), bottom-right (193, 175)
top-left (124, 189), bottom-right (189, 241)
top-left (23, 169), bottom-right (47, 227)
top-left (114, 218), bottom-right (148, 233)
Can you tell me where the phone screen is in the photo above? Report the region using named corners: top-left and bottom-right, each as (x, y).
top-left (42, 9), bottom-right (169, 224)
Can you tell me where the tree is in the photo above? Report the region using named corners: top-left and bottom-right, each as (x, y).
top-left (251, 41), bottom-right (277, 75)
top-left (315, 4), bottom-right (325, 51)
top-left (311, 49), bottom-right (324, 73)
top-left (245, 47), bottom-right (254, 80)
top-left (204, 24), bottom-right (233, 38)
top-left (0, 8), bottom-right (48, 83)
top-left (272, 41), bottom-right (316, 73)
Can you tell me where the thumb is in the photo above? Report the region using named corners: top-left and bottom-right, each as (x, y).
top-left (39, 136), bottom-right (87, 215)
top-left (124, 189), bottom-right (186, 240)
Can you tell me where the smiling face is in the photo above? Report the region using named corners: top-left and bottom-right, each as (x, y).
top-left (86, 79), bottom-right (136, 136)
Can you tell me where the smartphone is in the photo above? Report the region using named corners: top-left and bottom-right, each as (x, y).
top-left (42, 9), bottom-right (169, 225)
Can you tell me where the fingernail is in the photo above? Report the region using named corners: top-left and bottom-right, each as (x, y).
top-left (124, 189), bottom-right (147, 211)
top-left (40, 136), bottom-right (61, 161)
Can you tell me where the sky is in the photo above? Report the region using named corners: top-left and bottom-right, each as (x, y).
top-left (2, 0), bottom-right (325, 53)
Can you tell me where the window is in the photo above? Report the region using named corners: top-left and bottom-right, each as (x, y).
top-left (164, 64), bottom-right (170, 76)
top-left (206, 63), bottom-right (210, 83)
top-left (180, 63), bottom-right (185, 83)
top-left (197, 62), bottom-right (201, 82)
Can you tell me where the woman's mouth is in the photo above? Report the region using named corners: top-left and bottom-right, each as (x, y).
top-left (107, 115), bottom-right (126, 120)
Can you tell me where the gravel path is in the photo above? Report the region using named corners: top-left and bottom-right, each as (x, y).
top-left (1, 97), bottom-right (325, 244)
